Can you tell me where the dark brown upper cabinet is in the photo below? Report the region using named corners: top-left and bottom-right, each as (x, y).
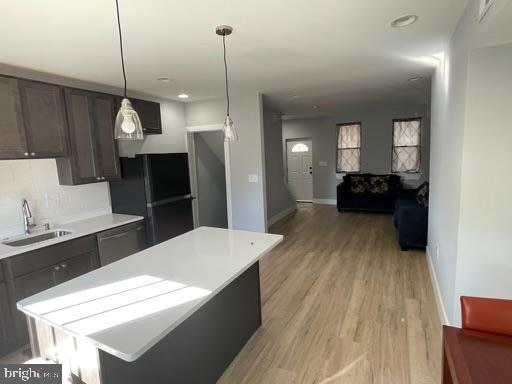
top-left (0, 76), bottom-right (28, 158)
top-left (18, 80), bottom-right (68, 158)
top-left (116, 97), bottom-right (162, 135)
top-left (0, 76), bottom-right (68, 159)
top-left (56, 88), bottom-right (120, 185)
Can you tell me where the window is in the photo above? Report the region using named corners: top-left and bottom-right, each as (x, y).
top-left (337, 122), bottom-right (361, 173)
top-left (291, 143), bottom-right (309, 153)
top-left (392, 118), bottom-right (421, 173)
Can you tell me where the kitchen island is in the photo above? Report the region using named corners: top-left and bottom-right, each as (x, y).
top-left (17, 227), bottom-right (282, 384)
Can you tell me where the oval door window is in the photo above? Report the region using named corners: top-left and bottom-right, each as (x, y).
top-left (291, 143), bottom-right (309, 153)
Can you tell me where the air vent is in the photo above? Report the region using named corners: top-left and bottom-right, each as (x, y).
top-left (479, 0), bottom-right (495, 21)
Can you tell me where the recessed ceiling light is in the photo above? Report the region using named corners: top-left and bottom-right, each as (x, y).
top-left (178, 94), bottom-right (189, 99)
top-left (157, 77), bottom-right (171, 82)
top-left (408, 76), bottom-right (424, 82)
top-left (391, 14), bottom-right (418, 28)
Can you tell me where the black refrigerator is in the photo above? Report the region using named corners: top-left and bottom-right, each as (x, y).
top-left (109, 153), bottom-right (195, 246)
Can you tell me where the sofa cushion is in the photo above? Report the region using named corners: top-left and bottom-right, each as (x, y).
top-left (416, 182), bottom-right (429, 207)
top-left (369, 176), bottom-right (390, 194)
top-left (349, 175), bottom-right (369, 194)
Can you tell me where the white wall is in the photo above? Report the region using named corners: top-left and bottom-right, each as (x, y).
top-left (185, 94), bottom-right (268, 232)
top-left (455, 42), bottom-right (512, 323)
top-left (282, 100), bottom-right (430, 200)
top-left (0, 159), bottom-right (111, 238)
top-left (428, 0), bottom-right (512, 325)
top-left (428, 1), bottom-right (475, 324)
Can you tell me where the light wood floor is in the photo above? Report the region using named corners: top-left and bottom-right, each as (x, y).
top-left (218, 203), bottom-right (441, 384)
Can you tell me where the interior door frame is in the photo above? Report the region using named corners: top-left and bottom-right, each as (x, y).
top-left (285, 137), bottom-right (314, 202)
top-left (185, 124), bottom-right (233, 229)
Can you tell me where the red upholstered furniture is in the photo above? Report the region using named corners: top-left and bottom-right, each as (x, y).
top-left (460, 296), bottom-right (512, 337)
top-left (442, 296), bottom-right (512, 384)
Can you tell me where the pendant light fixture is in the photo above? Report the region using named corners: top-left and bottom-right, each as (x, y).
top-left (113, 0), bottom-right (143, 140)
top-left (216, 25), bottom-right (238, 142)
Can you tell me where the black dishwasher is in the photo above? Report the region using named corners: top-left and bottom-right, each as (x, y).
top-left (96, 221), bottom-right (146, 266)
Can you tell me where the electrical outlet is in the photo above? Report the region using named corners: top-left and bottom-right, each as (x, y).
top-left (248, 174), bottom-right (258, 183)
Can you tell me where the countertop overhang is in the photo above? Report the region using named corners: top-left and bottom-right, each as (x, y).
top-left (17, 227), bottom-right (283, 362)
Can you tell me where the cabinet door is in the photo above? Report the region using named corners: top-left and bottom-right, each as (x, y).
top-left (8, 265), bottom-right (57, 343)
top-left (63, 88), bottom-right (99, 183)
top-left (92, 94), bottom-right (120, 180)
top-left (0, 76), bottom-right (28, 159)
top-left (0, 282), bottom-right (16, 356)
top-left (132, 99), bottom-right (162, 134)
top-left (53, 251), bottom-right (97, 285)
top-left (19, 80), bottom-right (68, 158)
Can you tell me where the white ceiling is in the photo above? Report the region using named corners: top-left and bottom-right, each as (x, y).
top-left (0, 0), bottom-right (467, 115)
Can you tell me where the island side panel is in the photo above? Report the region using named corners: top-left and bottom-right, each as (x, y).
top-left (27, 316), bottom-right (102, 384)
top-left (99, 261), bottom-right (262, 384)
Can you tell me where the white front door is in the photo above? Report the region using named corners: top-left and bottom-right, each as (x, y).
top-left (287, 139), bottom-right (313, 202)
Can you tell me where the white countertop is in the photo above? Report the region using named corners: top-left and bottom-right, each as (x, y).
top-left (0, 213), bottom-right (144, 260)
top-left (17, 227), bottom-right (283, 362)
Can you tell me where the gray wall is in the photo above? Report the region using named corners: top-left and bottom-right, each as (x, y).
top-left (194, 131), bottom-right (228, 228)
top-left (263, 107), bottom-right (295, 221)
top-left (185, 94), bottom-right (267, 233)
top-left (282, 101), bottom-right (430, 200)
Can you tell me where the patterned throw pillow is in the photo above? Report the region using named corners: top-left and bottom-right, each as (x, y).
top-left (370, 176), bottom-right (389, 194)
top-left (416, 182), bottom-right (429, 207)
top-left (350, 176), bottom-right (369, 194)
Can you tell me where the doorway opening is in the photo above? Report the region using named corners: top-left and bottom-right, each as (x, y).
top-left (186, 125), bottom-right (230, 229)
top-left (286, 138), bottom-right (313, 202)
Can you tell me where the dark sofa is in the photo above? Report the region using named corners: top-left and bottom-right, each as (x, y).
top-left (337, 174), bottom-right (402, 213)
top-left (393, 184), bottom-right (429, 250)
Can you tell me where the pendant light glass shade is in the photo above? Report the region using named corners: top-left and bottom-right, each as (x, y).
top-left (114, 98), bottom-right (143, 140)
top-left (223, 115), bottom-right (238, 142)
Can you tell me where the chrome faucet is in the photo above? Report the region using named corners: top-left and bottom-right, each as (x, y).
top-left (21, 198), bottom-right (36, 235)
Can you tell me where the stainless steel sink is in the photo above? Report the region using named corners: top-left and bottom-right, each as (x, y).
top-left (2, 230), bottom-right (73, 247)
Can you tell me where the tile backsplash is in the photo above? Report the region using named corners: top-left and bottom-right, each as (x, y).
top-left (0, 159), bottom-right (111, 239)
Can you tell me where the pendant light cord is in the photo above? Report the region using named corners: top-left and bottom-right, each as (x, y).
top-left (222, 34), bottom-right (230, 116)
top-left (115, 0), bottom-right (127, 98)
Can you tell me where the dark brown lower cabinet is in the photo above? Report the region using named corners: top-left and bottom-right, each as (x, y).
top-left (3, 236), bottom-right (99, 352)
top-left (0, 282), bottom-right (16, 357)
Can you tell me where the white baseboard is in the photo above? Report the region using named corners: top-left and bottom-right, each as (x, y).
top-left (267, 204), bottom-right (297, 227)
top-left (312, 199), bottom-right (337, 205)
top-left (426, 247), bottom-right (450, 325)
